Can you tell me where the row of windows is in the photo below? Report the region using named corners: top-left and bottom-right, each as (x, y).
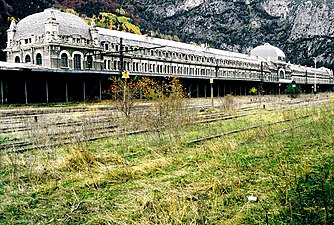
top-left (15, 53), bottom-right (42, 65)
top-left (103, 42), bottom-right (263, 70)
top-left (49, 36), bottom-right (92, 46)
top-left (60, 53), bottom-right (90, 70)
top-left (13, 50), bottom-right (332, 83)
top-left (15, 53), bottom-right (85, 70)
top-left (218, 70), bottom-right (258, 78)
top-left (24, 38), bottom-right (32, 44)
top-left (103, 59), bottom-right (267, 78)
top-left (102, 58), bottom-right (333, 82)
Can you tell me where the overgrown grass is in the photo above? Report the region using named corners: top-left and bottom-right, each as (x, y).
top-left (0, 102), bottom-right (333, 224)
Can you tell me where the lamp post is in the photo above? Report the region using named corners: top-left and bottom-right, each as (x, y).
top-left (313, 57), bottom-right (317, 93)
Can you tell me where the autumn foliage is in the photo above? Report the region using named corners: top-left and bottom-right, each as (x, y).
top-left (105, 76), bottom-right (185, 117)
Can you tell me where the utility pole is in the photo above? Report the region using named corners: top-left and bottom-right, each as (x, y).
top-left (313, 57), bottom-right (317, 93)
top-left (210, 78), bottom-right (214, 107)
top-left (259, 61), bottom-right (264, 107)
top-left (119, 38), bottom-right (124, 75)
top-left (119, 38), bottom-right (129, 115)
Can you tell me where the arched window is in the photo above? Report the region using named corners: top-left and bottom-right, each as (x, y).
top-left (36, 53), bottom-right (42, 65)
top-left (73, 54), bottom-right (81, 70)
top-left (104, 43), bottom-right (109, 51)
top-left (86, 55), bottom-right (93, 69)
top-left (25, 55), bottom-right (31, 63)
top-left (61, 53), bottom-right (68, 67)
top-left (15, 56), bottom-right (20, 63)
top-left (278, 69), bottom-right (285, 79)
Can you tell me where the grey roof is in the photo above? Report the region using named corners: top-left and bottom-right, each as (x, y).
top-left (14, 8), bottom-right (91, 40)
top-left (98, 28), bottom-right (260, 62)
top-left (250, 43), bottom-right (286, 61)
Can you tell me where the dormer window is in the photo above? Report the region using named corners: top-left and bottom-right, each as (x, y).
top-left (24, 38), bottom-right (31, 44)
top-left (104, 43), bottom-right (109, 51)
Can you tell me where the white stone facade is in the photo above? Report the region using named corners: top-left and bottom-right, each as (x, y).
top-left (3, 8), bottom-right (333, 85)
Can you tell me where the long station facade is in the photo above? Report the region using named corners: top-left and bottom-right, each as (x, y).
top-left (1, 8), bottom-right (333, 104)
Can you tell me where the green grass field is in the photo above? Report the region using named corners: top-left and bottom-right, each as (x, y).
top-left (0, 100), bottom-right (333, 224)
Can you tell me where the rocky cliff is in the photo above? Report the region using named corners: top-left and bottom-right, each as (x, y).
top-left (134, 0), bottom-right (334, 67)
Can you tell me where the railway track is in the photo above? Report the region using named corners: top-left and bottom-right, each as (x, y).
top-left (186, 112), bottom-right (322, 145)
top-left (187, 97), bottom-right (334, 145)
top-left (0, 95), bottom-right (332, 154)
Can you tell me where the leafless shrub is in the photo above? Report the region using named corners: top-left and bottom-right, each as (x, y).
top-left (221, 94), bottom-right (236, 114)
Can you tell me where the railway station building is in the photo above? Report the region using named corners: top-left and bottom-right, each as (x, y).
top-left (1, 8), bottom-right (333, 104)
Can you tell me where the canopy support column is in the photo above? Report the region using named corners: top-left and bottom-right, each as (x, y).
top-left (24, 80), bottom-right (28, 104)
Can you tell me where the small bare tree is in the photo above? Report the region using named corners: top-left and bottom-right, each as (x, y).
top-left (221, 94), bottom-right (236, 114)
top-left (105, 76), bottom-right (145, 117)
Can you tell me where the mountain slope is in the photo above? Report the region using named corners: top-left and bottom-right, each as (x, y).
top-left (129, 0), bottom-right (334, 67)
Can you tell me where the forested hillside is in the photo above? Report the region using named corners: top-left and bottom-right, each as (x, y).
top-left (0, 0), bottom-right (333, 69)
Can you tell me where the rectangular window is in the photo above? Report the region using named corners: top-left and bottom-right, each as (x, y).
top-left (74, 54), bottom-right (81, 70)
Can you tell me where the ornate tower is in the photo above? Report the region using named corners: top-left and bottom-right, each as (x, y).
top-left (90, 19), bottom-right (99, 46)
top-left (44, 9), bottom-right (59, 41)
top-left (7, 20), bottom-right (16, 48)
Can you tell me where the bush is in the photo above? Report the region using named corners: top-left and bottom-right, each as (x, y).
top-left (249, 87), bottom-right (257, 95)
top-left (285, 82), bottom-right (302, 98)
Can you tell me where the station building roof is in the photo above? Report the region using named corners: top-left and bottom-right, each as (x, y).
top-left (13, 8), bottom-right (91, 41)
top-left (98, 28), bottom-right (260, 62)
top-left (250, 43), bottom-right (286, 61)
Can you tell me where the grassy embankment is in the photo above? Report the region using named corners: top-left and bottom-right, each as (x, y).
top-left (0, 98), bottom-right (333, 224)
